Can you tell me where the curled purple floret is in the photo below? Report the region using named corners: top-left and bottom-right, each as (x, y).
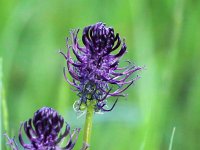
top-left (60, 22), bottom-right (142, 112)
top-left (5, 107), bottom-right (80, 150)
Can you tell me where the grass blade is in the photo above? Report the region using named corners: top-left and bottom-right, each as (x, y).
top-left (169, 127), bottom-right (176, 150)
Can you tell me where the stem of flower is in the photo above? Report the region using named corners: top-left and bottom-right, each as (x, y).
top-left (81, 101), bottom-right (94, 150)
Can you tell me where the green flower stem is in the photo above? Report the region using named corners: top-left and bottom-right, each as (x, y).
top-left (82, 101), bottom-right (95, 150)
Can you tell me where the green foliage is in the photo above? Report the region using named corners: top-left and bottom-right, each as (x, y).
top-left (1, 0), bottom-right (200, 149)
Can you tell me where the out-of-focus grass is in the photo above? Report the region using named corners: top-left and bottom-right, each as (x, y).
top-left (1, 58), bottom-right (9, 150)
top-left (1, 0), bottom-right (200, 149)
top-left (169, 127), bottom-right (176, 150)
top-left (0, 58), bottom-right (2, 150)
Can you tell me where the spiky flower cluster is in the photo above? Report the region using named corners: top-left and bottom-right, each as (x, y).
top-left (60, 22), bottom-right (141, 112)
top-left (5, 107), bottom-right (80, 150)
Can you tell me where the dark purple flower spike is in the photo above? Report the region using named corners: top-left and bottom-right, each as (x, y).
top-left (60, 22), bottom-right (142, 112)
top-left (5, 107), bottom-right (80, 150)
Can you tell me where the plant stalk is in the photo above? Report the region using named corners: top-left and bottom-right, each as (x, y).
top-left (81, 102), bottom-right (94, 150)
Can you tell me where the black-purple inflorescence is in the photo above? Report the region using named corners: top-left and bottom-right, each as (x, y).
top-left (5, 107), bottom-right (80, 150)
top-left (60, 22), bottom-right (142, 112)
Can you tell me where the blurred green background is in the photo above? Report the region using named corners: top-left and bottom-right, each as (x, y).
top-left (1, 0), bottom-right (200, 149)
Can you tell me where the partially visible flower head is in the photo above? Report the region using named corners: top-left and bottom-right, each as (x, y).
top-left (60, 22), bottom-right (142, 112)
top-left (5, 107), bottom-right (80, 150)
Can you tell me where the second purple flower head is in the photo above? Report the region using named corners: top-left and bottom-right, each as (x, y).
top-left (5, 107), bottom-right (80, 150)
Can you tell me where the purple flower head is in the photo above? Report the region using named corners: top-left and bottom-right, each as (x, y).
top-left (5, 107), bottom-right (80, 150)
top-left (60, 22), bottom-right (142, 112)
